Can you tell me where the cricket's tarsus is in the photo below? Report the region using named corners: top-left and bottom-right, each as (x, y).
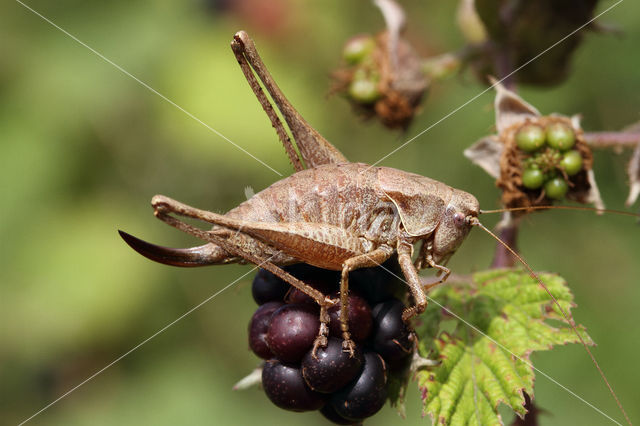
top-left (120, 30), bottom-right (631, 423)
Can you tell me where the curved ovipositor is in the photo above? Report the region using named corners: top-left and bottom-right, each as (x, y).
top-left (118, 230), bottom-right (225, 267)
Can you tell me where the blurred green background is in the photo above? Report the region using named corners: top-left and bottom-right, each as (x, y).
top-left (2, 1), bottom-right (639, 425)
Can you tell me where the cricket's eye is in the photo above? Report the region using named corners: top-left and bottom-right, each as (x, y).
top-left (453, 212), bottom-right (466, 228)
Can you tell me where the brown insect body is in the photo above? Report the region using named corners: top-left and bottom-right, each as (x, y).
top-left (119, 31), bottom-right (633, 423)
top-left (177, 162), bottom-right (478, 270)
top-left (119, 31), bottom-right (478, 355)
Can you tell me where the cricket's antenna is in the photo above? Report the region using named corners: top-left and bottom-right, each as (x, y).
top-left (480, 204), bottom-right (640, 219)
top-left (469, 217), bottom-right (632, 426)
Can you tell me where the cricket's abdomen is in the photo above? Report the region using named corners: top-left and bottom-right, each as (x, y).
top-left (227, 163), bottom-right (401, 249)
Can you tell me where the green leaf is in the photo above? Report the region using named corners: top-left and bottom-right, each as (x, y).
top-left (415, 268), bottom-right (593, 425)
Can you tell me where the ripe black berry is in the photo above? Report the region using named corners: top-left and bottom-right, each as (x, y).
top-left (267, 303), bottom-right (320, 363)
top-left (262, 359), bottom-right (325, 412)
top-left (301, 337), bottom-right (363, 393)
top-left (372, 299), bottom-right (414, 366)
top-left (286, 278), bottom-right (337, 305)
top-left (284, 265), bottom-right (340, 304)
top-left (320, 404), bottom-right (359, 425)
top-left (330, 352), bottom-right (388, 421)
top-left (350, 258), bottom-right (399, 304)
top-left (252, 269), bottom-right (289, 305)
top-left (248, 301), bottom-right (283, 359)
top-left (328, 292), bottom-right (373, 342)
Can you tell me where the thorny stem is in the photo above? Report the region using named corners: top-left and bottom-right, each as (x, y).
top-left (490, 216), bottom-right (538, 424)
top-left (490, 35), bottom-right (519, 268)
top-left (492, 42), bottom-right (517, 91)
top-left (584, 131), bottom-right (640, 149)
top-left (490, 213), bottom-right (519, 268)
top-left (485, 55), bottom-right (531, 417)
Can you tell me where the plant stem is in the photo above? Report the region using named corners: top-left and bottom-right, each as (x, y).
top-left (490, 217), bottom-right (541, 426)
top-left (584, 131), bottom-right (640, 148)
top-left (492, 43), bottom-right (516, 91)
top-left (490, 213), bottom-right (519, 268)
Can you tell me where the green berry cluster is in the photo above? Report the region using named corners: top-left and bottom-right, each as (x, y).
top-left (516, 122), bottom-right (583, 200)
top-left (342, 36), bottom-right (382, 104)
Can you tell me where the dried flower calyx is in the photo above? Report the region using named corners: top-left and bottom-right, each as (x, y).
top-left (499, 116), bottom-right (594, 209)
top-left (465, 83), bottom-right (604, 213)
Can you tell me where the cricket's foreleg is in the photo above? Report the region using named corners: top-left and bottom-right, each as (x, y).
top-left (397, 242), bottom-right (428, 322)
top-left (413, 240), bottom-right (429, 269)
top-left (424, 257), bottom-right (451, 291)
top-left (339, 246), bottom-right (394, 356)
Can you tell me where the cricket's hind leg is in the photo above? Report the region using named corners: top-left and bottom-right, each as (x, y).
top-left (119, 231), bottom-right (238, 267)
top-left (151, 196), bottom-right (337, 357)
top-left (152, 195), bottom-right (402, 357)
top-left (231, 31), bottom-right (348, 171)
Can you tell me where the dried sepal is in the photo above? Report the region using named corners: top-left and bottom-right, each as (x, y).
top-left (560, 115), bottom-right (604, 211)
top-left (232, 366), bottom-right (263, 390)
top-left (585, 169), bottom-right (605, 211)
top-left (579, 121), bottom-right (640, 207)
top-left (456, 0), bottom-right (488, 45)
top-left (373, 0), bottom-right (406, 66)
top-left (493, 78), bottom-right (540, 133)
top-left (623, 121), bottom-right (640, 207)
top-left (627, 142), bottom-right (640, 207)
top-left (464, 135), bottom-right (503, 179)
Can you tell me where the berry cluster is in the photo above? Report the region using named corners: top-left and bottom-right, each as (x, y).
top-left (331, 32), bottom-right (427, 130)
top-left (248, 263), bottom-right (412, 424)
top-left (515, 121), bottom-right (584, 200)
top-left (341, 35), bottom-right (382, 105)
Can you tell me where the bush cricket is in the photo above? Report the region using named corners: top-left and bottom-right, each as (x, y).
top-left (119, 31), bottom-right (634, 422)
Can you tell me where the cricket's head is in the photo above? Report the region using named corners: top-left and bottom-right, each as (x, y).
top-left (377, 167), bottom-right (480, 263)
top-left (431, 189), bottom-right (480, 264)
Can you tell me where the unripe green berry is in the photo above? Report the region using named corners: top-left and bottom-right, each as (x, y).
top-left (522, 167), bottom-right (545, 189)
top-left (515, 124), bottom-right (546, 152)
top-left (544, 177), bottom-right (569, 200)
top-left (560, 150), bottom-right (583, 176)
top-left (348, 78), bottom-right (381, 104)
top-left (342, 36), bottom-right (375, 65)
top-left (546, 122), bottom-right (575, 151)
